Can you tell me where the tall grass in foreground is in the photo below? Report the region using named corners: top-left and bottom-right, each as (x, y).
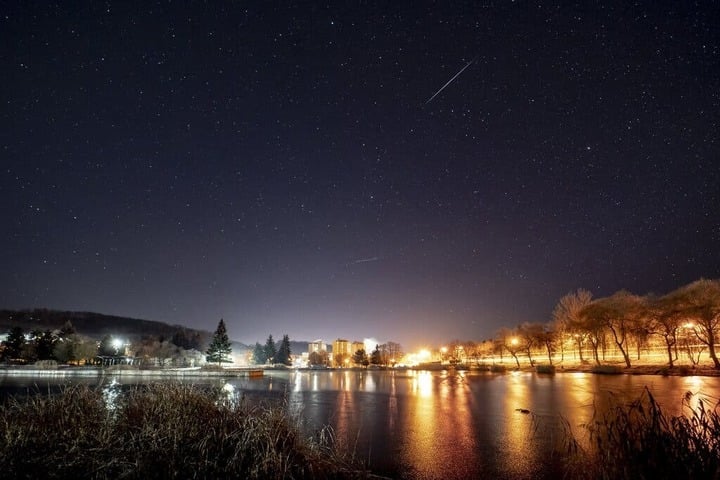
top-left (566, 389), bottom-right (720, 479)
top-left (0, 384), bottom-right (370, 479)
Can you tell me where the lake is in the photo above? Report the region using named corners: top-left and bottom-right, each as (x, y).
top-left (3, 369), bottom-right (720, 479)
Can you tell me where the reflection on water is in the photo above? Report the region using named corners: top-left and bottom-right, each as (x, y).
top-left (3, 370), bottom-right (720, 479)
top-left (102, 378), bottom-right (121, 416)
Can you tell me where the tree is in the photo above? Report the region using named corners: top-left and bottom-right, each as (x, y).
top-left (667, 279), bottom-right (720, 369)
top-left (370, 345), bottom-right (383, 366)
top-left (252, 342), bottom-right (267, 365)
top-left (59, 320), bottom-right (76, 337)
top-left (2, 326), bottom-right (26, 361)
top-left (98, 335), bottom-right (116, 357)
top-left (537, 323), bottom-right (558, 365)
top-left (34, 330), bottom-right (57, 361)
top-left (646, 294), bottom-right (680, 367)
top-left (264, 335), bottom-right (277, 364)
top-left (503, 331), bottom-right (523, 368)
top-left (553, 289), bottom-right (593, 363)
top-left (276, 334), bottom-right (292, 366)
top-left (308, 350), bottom-right (328, 366)
top-left (206, 319), bottom-right (232, 365)
top-left (582, 291), bottom-right (643, 368)
top-left (171, 328), bottom-right (203, 350)
top-left (517, 322), bottom-right (545, 366)
top-left (385, 341), bottom-right (403, 366)
top-left (352, 349), bottom-right (369, 367)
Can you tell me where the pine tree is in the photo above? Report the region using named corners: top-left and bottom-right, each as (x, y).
top-left (2, 326), bottom-right (26, 361)
top-left (206, 319), bottom-right (232, 365)
top-left (252, 342), bottom-right (267, 365)
top-left (276, 334), bottom-right (292, 366)
top-left (264, 334), bottom-right (277, 364)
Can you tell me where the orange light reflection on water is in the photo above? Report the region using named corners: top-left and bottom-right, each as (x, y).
top-left (402, 370), bottom-right (478, 479)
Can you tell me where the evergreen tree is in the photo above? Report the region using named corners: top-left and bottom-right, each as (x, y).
top-left (98, 335), bottom-right (115, 356)
top-left (2, 326), bottom-right (26, 361)
top-left (370, 345), bottom-right (382, 365)
top-left (276, 334), bottom-right (292, 366)
top-left (35, 330), bottom-right (57, 360)
top-left (59, 320), bottom-right (76, 338)
top-left (264, 334), bottom-right (277, 364)
top-left (352, 349), bottom-right (369, 367)
top-left (252, 342), bottom-right (267, 365)
top-left (206, 319), bottom-right (232, 365)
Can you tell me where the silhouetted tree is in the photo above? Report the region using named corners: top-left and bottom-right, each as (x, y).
top-left (34, 330), bottom-right (57, 360)
top-left (352, 349), bottom-right (368, 367)
top-left (98, 335), bottom-right (116, 356)
top-left (252, 342), bottom-right (267, 364)
top-left (503, 330), bottom-right (523, 368)
top-left (59, 320), bottom-right (76, 338)
top-left (264, 335), bottom-right (277, 364)
top-left (370, 345), bottom-right (382, 366)
top-left (2, 326), bottom-right (26, 361)
top-left (206, 319), bottom-right (232, 365)
top-left (172, 328), bottom-right (203, 350)
top-left (276, 334), bottom-right (292, 366)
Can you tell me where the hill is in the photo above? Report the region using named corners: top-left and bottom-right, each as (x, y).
top-left (0, 308), bottom-right (216, 346)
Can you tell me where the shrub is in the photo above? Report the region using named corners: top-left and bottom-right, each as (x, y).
top-left (590, 365), bottom-right (623, 375)
top-left (535, 364), bottom-right (556, 374)
top-left (490, 364), bottom-right (507, 373)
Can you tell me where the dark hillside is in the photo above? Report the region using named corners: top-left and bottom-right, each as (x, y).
top-left (0, 309), bottom-right (211, 345)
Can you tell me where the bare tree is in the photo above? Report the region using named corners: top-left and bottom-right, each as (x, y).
top-left (581, 291), bottom-right (642, 368)
top-left (517, 322), bottom-right (544, 366)
top-left (553, 289), bottom-right (593, 363)
top-left (667, 279), bottom-right (720, 369)
top-left (646, 294), bottom-right (681, 367)
top-left (539, 322), bottom-right (558, 365)
top-left (502, 328), bottom-right (523, 369)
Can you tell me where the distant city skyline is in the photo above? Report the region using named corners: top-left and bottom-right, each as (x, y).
top-left (2, 2), bottom-right (718, 352)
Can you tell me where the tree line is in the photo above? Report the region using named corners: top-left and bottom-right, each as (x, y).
top-left (445, 278), bottom-right (720, 370)
top-left (1, 320), bottom-right (207, 366)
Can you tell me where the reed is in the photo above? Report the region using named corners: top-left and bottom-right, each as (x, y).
top-left (565, 389), bottom-right (720, 479)
top-left (0, 383), bottom-right (370, 479)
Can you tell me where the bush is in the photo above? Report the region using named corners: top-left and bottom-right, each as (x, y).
top-left (490, 364), bottom-right (507, 373)
top-left (590, 365), bottom-right (623, 375)
top-left (535, 364), bottom-right (556, 374)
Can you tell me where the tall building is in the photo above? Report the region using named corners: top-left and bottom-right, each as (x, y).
top-left (308, 339), bottom-right (326, 353)
top-left (332, 339), bottom-right (351, 367)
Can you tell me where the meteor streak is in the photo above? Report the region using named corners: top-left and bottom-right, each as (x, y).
top-left (425, 57), bottom-right (476, 104)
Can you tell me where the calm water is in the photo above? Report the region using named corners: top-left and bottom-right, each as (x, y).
top-left (3, 369), bottom-right (720, 479)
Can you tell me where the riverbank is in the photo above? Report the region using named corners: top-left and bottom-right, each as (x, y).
top-left (0, 365), bottom-right (264, 378)
top-left (0, 383), bottom-right (373, 479)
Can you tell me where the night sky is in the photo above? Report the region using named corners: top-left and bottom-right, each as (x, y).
top-left (2, 2), bottom-right (719, 350)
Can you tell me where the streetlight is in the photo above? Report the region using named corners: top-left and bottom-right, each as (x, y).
top-left (112, 338), bottom-right (123, 356)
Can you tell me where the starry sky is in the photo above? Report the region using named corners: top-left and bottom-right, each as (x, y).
top-left (2, 1), bottom-right (719, 350)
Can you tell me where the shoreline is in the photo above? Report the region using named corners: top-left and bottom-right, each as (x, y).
top-left (2, 363), bottom-right (720, 378)
top-left (0, 366), bottom-right (264, 378)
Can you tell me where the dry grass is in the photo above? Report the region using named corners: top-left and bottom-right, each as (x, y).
top-left (561, 389), bottom-right (720, 479)
top-left (0, 384), bottom-right (371, 479)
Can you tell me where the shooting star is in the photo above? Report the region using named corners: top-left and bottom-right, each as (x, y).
top-left (352, 256), bottom-right (379, 264)
top-left (425, 57), bottom-right (477, 104)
